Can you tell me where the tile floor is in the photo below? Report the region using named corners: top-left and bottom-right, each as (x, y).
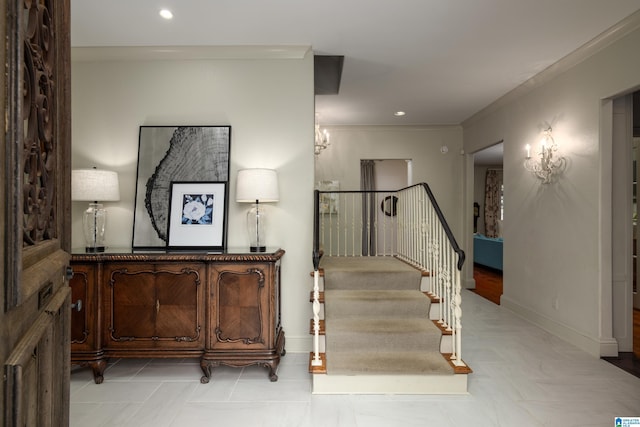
top-left (70, 290), bottom-right (640, 427)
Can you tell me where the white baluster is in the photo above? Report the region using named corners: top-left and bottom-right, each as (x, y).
top-left (311, 270), bottom-right (323, 367)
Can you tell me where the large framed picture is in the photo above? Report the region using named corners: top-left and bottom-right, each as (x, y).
top-left (132, 126), bottom-right (231, 249)
top-left (167, 182), bottom-right (228, 249)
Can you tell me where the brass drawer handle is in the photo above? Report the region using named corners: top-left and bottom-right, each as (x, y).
top-left (156, 299), bottom-right (160, 313)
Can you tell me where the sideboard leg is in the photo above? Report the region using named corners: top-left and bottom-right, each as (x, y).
top-left (267, 362), bottom-right (278, 382)
top-left (91, 359), bottom-right (107, 384)
top-left (200, 361), bottom-right (212, 384)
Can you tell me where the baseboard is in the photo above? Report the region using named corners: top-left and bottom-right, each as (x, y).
top-left (463, 277), bottom-right (476, 290)
top-left (284, 335), bottom-right (312, 353)
top-left (501, 296), bottom-right (619, 357)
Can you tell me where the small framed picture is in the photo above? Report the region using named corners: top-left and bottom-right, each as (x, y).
top-left (167, 181), bottom-right (228, 249)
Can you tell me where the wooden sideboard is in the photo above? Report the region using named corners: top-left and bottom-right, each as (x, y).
top-left (69, 248), bottom-right (285, 384)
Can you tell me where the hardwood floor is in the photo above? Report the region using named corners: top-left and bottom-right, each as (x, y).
top-left (472, 264), bottom-right (503, 305)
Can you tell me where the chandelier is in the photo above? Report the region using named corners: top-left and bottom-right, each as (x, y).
top-left (524, 128), bottom-right (566, 184)
top-left (314, 115), bottom-right (330, 155)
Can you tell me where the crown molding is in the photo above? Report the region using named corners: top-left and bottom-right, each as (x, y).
top-left (71, 45), bottom-right (311, 62)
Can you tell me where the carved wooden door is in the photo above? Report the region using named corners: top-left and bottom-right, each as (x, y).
top-left (1, 0), bottom-right (72, 426)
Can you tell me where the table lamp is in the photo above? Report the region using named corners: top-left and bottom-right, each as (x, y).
top-left (72, 168), bottom-right (120, 252)
top-left (236, 168), bottom-right (279, 252)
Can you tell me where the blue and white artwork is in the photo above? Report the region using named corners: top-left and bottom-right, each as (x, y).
top-left (181, 193), bottom-right (214, 225)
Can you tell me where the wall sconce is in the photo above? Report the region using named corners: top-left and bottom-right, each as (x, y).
top-left (524, 128), bottom-right (566, 184)
top-left (314, 114), bottom-right (330, 155)
top-left (236, 168), bottom-right (279, 252)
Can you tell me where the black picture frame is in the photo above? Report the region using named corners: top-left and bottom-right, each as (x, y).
top-left (167, 181), bottom-right (228, 250)
top-left (132, 125), bottom-right (231, 249)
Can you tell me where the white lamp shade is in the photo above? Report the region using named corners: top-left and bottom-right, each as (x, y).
top-left (236, 168), bottom-right (279, 203)
top-left (72, 169), bottom-right (120, 202)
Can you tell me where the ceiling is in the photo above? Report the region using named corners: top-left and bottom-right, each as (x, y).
top-left (71, 1), bottom-right (640, 126)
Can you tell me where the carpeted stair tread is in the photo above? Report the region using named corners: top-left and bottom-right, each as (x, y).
top-left (321, 256), bottom-right (421, 291)
top-left (326, 318), bottom-right (442, 353)
top-left (324, 290), bottom-right (431, 319)
top-left (326, 351), bottom-right (453, 375)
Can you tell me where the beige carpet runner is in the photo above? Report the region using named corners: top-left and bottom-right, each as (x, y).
top-left (321, 256), bottom-right (453, 376)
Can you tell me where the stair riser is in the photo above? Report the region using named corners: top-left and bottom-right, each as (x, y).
top-left (325, 273), bottom-right (420, 290)
top-left (440, 335), bottom-right (452, 353)
top-left (429, 302), bottom-right (443, 320)
top-left (327, 300), bottom-right (430, 319)
top-left (309, 330), bottom-right (448, 354)
top-left (420, 276), bottom-right (431, 292)
top-left (309, 334), bottom-right (451, 355)
top-left (328, 331), bottom-right (441, 353)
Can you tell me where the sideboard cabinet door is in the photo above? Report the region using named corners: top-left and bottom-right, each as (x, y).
top-left (70, 262), bottom-right (106, 383)
top-left (210, 264), bottom-right (272, 350)
top-left (201, 258), bottom-right (284, 382)
top-left (69, 263), bottom-right (94, 349)
top-left (103, 262), bottom-right (206, 352)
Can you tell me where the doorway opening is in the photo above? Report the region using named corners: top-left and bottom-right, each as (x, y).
top-left (360, 159), bottom-right (411, 255)
top-left (603, 90), bottom-right (640, 378)
top-left (471, 142), bottom-right (504, 305)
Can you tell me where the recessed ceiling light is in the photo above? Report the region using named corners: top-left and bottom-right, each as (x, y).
top-left (394, 111), bottom-right (406, 117)
top-left (159, 9), bottom-right (173, 20)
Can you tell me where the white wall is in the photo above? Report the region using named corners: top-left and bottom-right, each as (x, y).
top-left (314, 125), bottom-right (464, 239)
top-left (463, 21), bottom-right (640, 356)
top-left (71, 48), bottom-right (315, 352)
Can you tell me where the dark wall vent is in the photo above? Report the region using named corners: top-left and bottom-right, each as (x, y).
top-left (314, 55), bottom-right (344, 95)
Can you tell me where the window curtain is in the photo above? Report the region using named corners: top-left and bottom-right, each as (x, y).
top-left (361, 160), bottom-right (376, 255)
top-left (484, 169), bottom-right (503, 238)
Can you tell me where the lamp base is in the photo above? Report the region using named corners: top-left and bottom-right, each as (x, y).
top-left (82, 202), bottom-right (108, 252)
top-left (250, 246), bottom-right (266, 253)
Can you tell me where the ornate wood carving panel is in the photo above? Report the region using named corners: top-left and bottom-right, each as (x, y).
top-left (22, 0), bottom-right (59, 247)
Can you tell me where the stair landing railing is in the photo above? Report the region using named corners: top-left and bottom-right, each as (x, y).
top-left (311, 183), bottom-right (466, 368)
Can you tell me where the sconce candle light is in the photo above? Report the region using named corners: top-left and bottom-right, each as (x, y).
top-left (524, 127), bottom-right (566, 184)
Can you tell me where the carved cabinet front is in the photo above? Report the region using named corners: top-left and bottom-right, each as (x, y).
top-left (104, 262), bottom-right (205, 351)
top-left (69, 249), bottom-right (285, 384)
top-left (200, 260), bottom-right (285, 382)
top-left (70, 263), bottom-right (97, 351)
top-left (210, 265), bottom-right (270, 350)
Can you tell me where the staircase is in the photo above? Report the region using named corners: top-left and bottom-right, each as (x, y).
top-left (309, 183), bottom-right (470, 394)
top-left (308, 256), bottom-right (471, 394)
